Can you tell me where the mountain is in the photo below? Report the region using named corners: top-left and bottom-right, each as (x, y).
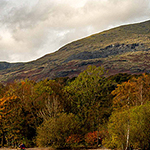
top-left (0, 20), bottom-right (150, 83)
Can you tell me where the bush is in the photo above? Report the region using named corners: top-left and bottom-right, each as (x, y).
top-left (36, 113), bottom-right (80, 148)
top-left (66, 134), bottom-right (82, 147)
top-left (85, 131), bottom-right (98, 146)
top-left (84, 130), bottom-right (107, 147)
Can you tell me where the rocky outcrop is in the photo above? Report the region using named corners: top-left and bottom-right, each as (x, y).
top-left (65, 43), bottom-right (147, 62)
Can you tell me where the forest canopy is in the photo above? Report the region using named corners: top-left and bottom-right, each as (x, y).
top-left (0, 65), bottom-right (150, 149)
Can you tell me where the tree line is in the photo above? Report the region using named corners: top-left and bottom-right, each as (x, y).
top-left (0, 65), bottom-right (150, 149)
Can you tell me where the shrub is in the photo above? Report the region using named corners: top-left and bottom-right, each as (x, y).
top-left (84, 130), bottom-right (106, 147)
top-left (36, 113), bottom-right (80, 148)
top-left (66, 134), bottom-right (82, 147)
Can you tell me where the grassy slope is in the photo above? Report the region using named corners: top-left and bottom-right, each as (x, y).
top-left (30, 20), bottom-right (150, 64)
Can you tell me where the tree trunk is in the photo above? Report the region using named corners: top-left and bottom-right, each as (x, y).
top-left (125, 120), bottom-right (130, 150)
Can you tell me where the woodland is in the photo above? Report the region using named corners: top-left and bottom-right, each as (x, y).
top-left (0, 65), bottom-right (150, 150)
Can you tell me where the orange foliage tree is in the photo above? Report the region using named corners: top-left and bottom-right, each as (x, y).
top-left (112, 73), bottom-right (150, 110)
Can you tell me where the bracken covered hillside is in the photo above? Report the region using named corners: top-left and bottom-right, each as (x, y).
top-left (0, 20), bottom-right (150, 83)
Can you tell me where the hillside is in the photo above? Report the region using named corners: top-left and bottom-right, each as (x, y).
top-left (0, 20), bottom-right (150, 83)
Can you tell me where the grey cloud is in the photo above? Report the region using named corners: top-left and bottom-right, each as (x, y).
top-left (81, 0), bottom-right (150, 29)
top-left (1, 1), bottom-right (52, 29)
top-left (0, 49), bottom-right (10, 62)
top-left (2, 0), bottom-right (150, 29)
top-left (0, 0), bottom-right (9, 14)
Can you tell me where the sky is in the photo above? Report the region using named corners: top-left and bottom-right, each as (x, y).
top-left (0, 0), bottom-right (150, 63)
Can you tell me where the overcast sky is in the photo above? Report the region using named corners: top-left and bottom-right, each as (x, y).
top-left (0, 0), bottom-right (150, 63)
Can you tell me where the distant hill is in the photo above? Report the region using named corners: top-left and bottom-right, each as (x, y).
top-left (0, 20), bottom-right (150, 83)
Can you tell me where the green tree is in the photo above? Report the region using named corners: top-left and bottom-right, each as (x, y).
top-left (64, 65), bottom-right (112, 133)
top-left (129, 102), bottom-right (150, 149)
top-left (105, 102), bottom-right (150, 149)
top-left (105, 110), bottom-right (128, 149)
top-left (33, 79), bottom-right (65, 120)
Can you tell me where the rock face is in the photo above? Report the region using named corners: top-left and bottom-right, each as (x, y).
top-left (0, 20), bottom-right (150, 83)
top-left (65, 43), bottom-right (146, 62)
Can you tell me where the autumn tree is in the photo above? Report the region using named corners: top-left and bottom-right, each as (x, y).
top-left (112, 73), bottom-right (150, 110)
top-left (0, 80), bottom-right (41, 146)
top-left (131, 73), bottom-right (150, 105)
top-left (0, 81), bottom-right (38, 146)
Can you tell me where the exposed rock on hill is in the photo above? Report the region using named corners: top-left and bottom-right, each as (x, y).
top-left (65, 43), bottom-right (146, 62)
